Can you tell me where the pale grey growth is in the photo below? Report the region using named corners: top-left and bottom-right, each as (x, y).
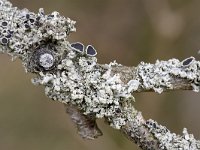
top-left (121, 112), bottom-right (160, 149)
top-left (145, 119), bottom-right (200, 149)
top-left (137, 58), bottom-right (200, 93)
top-left (0, 0), bottom-right (75, 61)
top-left (32, 55), bottom-right (200, 129)
top-left (32, 54), bottom-right (137, 129)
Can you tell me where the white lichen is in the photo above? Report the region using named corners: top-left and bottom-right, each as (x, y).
top-left (0, 0), bottom-right (75, 60)
top-left (145, 119), bottom-right (200, 149)
top-left (137, 58), bottom-right (200, 93)
top-left (31, 48), bottom-right (139, 129)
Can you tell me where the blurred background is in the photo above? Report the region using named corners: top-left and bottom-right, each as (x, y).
top-left (0, 0), bottom-right (200, 150)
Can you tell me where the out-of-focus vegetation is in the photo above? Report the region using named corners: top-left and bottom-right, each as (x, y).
top-left (0, 0), bottom-right (199, 150)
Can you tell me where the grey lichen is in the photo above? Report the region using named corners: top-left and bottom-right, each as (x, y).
top-left (145, 119), bottom-right (200, 149)
top-left (0, 0), bottom-right (75, 59)
top-left (137, 58), bottom-right (200, 93)
top-left (32, 55), bottom-right (138, 129)
top-left (0, 0), bottom-right (200, 149)
top-left (0, 0), bottom-right (138, 129)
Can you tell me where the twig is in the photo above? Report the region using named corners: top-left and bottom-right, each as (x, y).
top-left (0, 0), bottom-right (200, 149)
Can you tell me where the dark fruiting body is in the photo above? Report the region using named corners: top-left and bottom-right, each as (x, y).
top-left (1, 37), bottom-right (8, 45)
top-left (70, 42), bottom-right (97, 57)
top-left (182, 57), bottom-right (194, 66)
top-left (70, 42), bottom-right (84, 53)
top-left (85, 45), bottom-right (97, 56)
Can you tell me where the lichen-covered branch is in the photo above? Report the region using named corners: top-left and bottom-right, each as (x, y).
top-left (0, 0), bottom-right (200, 149)
top-left (111, 56), bottom-right (199, 93)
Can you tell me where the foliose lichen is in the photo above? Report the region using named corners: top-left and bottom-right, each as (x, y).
top-left (145, 119), bottom-right (200, 149)
top-left (0, 0), bottom-right (75, 60)
top-left (32, 52), bottom-right (140, 129)
top-left (137, 58), bottom-right (200, 93)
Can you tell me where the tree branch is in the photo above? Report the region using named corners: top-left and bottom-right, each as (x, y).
top-left (0, 0), bottom-right (200, 149)
top-left (111, 56), bottom-right (199, 93)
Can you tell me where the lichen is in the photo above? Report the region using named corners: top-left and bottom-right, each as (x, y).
top-left (137, 58), bottom-right (200, 93)
top-left (145, 119), bottom-right (200, 149)
top-left (32, 51), bottom-right (139, 129)
top-left (0, 0), bottom-right (75, 60)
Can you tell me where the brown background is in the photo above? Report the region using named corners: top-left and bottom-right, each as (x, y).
top-left (0, 0), bottom-right (200, 150)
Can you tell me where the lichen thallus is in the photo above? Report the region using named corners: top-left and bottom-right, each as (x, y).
top-left (70, 42), bottom-right (97, 57)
